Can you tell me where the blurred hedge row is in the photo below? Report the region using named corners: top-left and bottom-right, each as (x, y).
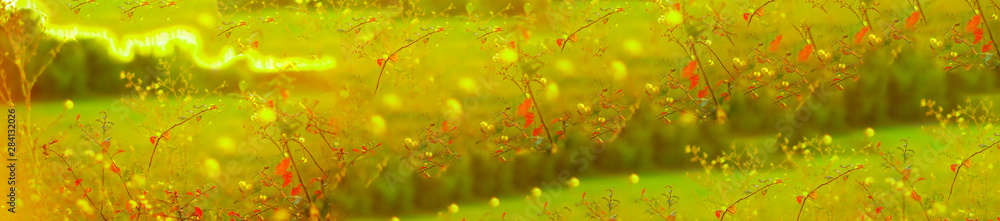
top-left (327, 48), bottom-right (1000, 216)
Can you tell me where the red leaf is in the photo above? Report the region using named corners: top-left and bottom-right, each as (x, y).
top-left (251, 41), bottom-right (259, 49)
top-left (797, 44), bottom-right (813, 62)
top-left (688, 75), bottom-right (699, 90)
top-left (276, 158), bottom-right (291, 176)
top-left (682, 60), bottom-right (698, 78)
top-left (282, 172), bottom-right (293, 188)
top-left (683, 60), bottom-right (700, 90)
top-left (291, 185), bottom-right (302, 196)
top-left (149, 136), bottom-right (157, 145)
top-left (517, 98), bottom-right (533, 116)
top-left (75, 179), bottom-right (82, 186)
top-left (742, 13), bottom-right (750, 21)
top-left (951, 164), bottom-right (959, 172)
top-left (975, 28), bottom-right (984, 44)
top-left (876, 207), bottom-right (883, 214)
top-left (715, 210), bottom-right (723, 218)
top-left (698, 88), bottom-right (708, 99)
top-left (983, 41), bottom-right (994, 53)
top-left (910, 191), bottom-right (921, 201)
top-left (796, 195), bottom-right (804, 204)
top-left (556, 39), bottom-right (564, 47)
top-left (854, 26), bottom-right (869, 44)
top-left (524, 112), bottom-right (535, 127)
top-left (906, 11), bottom-right (921, 29)
top-left (769, 35), bottom-right (783, 52)
top-left (441, 120), bottom-right (449, 132)
top-left (110, 163), bottom-right (121, 174)
top-left (192, 207), bottom-right (203, 218)
top-left (533, 125), bottom-right (544, 136)
top-left (377, 58), bottom-right (385, 67)
top-left (968, 15), bottom-right (982, 32)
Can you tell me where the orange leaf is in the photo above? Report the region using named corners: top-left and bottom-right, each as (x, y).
top-left (569, 34), bottom-right (578, 42)
top-left (441, 120), bottom-right (449, 133)
top-left (910, 191), bottom-right (921, 201)
top-left (854, 26), bottom-right (869, 44)
top-left (682, 60), bottom-right (698, 78)
top-left (282, 172), bottom-right (293, 188)
top-left (769, 35), bottom-right (783, 52)
top-left (797, 44), bottom-right (813, 62)
top-left (389, 53), bottom-right (399, 62)
top-left (975, 28), bottom-right (985, 44)
top-left (968, 15), bottom-right (982, 32)
top-left (726, 205), bottom-right (736, 214)
top-left (905, 11), bottom-right (921, 29)
top-left (808, 190), bottom-right (818, 199)
top-left (110, 163), bottom-right (121, 174)
top-left (963, 158), bottom-right (972, 168)
top-left (901, 168), bottom-right (912, 180)
top-left (517, 98), bottom-right (533, 116)
top-left (524, 112), bottom-right (535, 127)
top-left (276, 158), bottom-right (291, 176)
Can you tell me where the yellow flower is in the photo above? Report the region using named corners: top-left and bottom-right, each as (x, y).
top-left (531, 187), bottom-right (542, 197)
top-left (567, 177), bottom-right (580, 188)
top-left (864, 127), bottom-right (875, 138)
top-left (822, 134), bottom-right (832, 145)
top-left (447, 203), bottom-right (459, 213)
top-left (489, 197), bottom-right (500, 207)
top-left (64, 99), bottom-right (75, 110)
top-left (629, 173), bottom-right (640, 184)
